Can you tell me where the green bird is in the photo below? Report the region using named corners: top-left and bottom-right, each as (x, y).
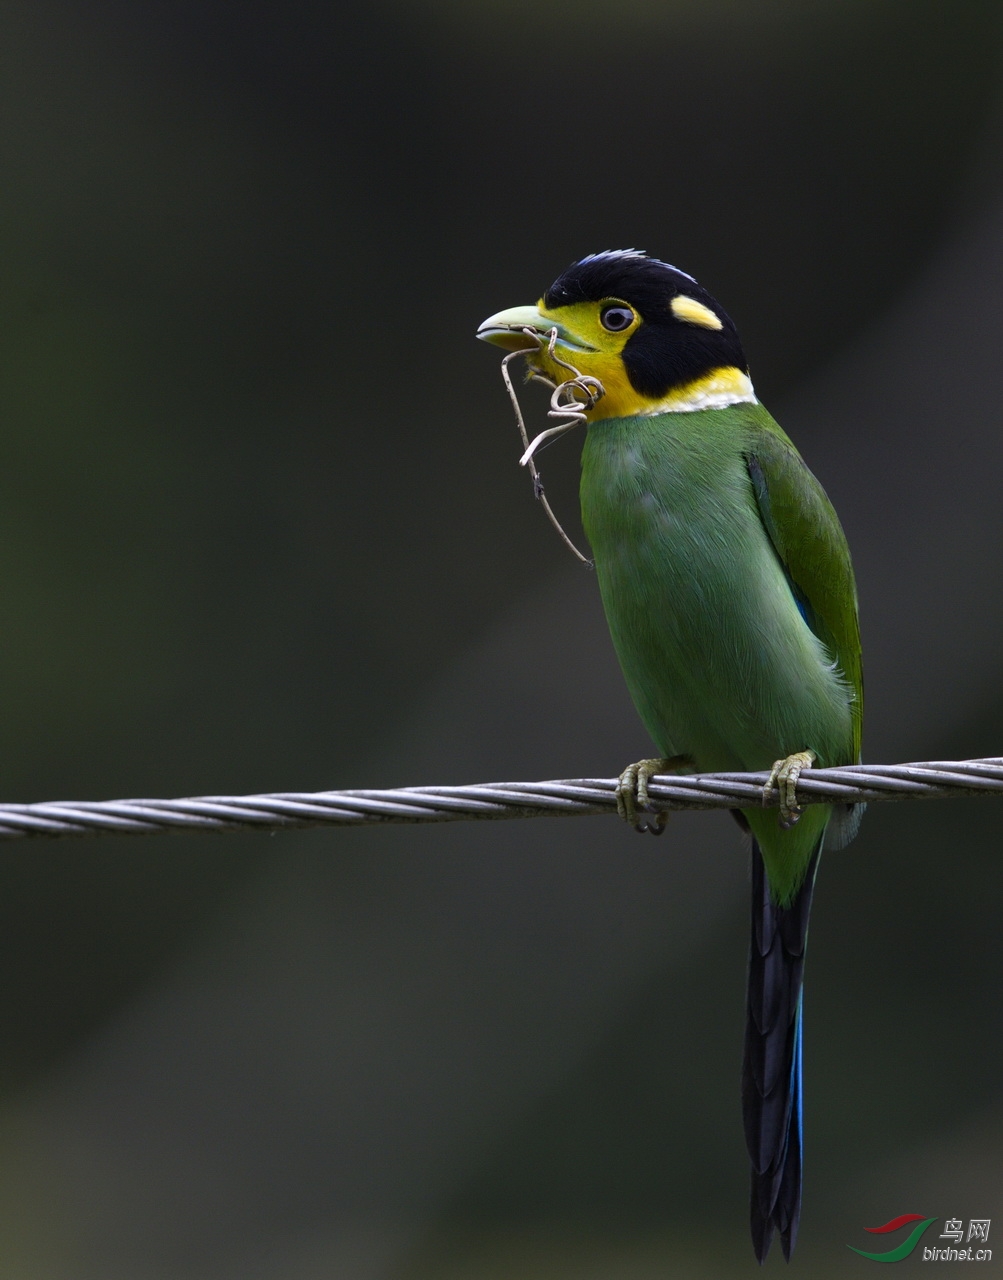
top-left (477, 250), bottom-right (863, 1262)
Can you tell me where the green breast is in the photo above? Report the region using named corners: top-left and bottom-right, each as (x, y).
top-left (580, 404), bottom-right (857, 892)
top-left (580, 402), bottom-right (854, 818)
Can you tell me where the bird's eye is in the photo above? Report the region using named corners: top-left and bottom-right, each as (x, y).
top-left (600, 305), bottom-right (635, 332)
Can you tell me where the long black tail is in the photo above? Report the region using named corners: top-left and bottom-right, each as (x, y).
top-left (742, 836), bottom-right (822, 1263)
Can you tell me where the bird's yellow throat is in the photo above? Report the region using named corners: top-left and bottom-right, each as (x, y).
top-left (526, 346), bottom-right (755, 420)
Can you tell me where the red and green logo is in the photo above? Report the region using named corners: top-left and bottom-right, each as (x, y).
top-left (848, 1214), bottom-right (938, 1261)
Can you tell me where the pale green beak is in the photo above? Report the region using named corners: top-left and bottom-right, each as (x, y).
top-left (476, 304), bottom-right (595, 353)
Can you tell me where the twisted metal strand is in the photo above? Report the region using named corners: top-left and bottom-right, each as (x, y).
top-left (1, 758), bottom-right (1002, 842)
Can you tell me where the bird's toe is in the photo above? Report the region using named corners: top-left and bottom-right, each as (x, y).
top-left (763, 750), bottom-right (816, 828)
top-left (615, 755), bottom-right (691, 835)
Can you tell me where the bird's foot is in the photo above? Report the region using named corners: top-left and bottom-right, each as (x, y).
top-left (616, 755), bottom-right (692, 835)
top-left (763, 750), bottom-right (816, 828)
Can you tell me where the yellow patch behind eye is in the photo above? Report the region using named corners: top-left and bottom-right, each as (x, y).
top-left (671, 295), bottom-right (723, 330)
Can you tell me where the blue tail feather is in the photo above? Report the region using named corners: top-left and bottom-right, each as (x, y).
top-left (742, 837), bottom-right (821, 1263)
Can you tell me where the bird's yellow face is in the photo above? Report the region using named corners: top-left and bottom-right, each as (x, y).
top-left (477, 251), bottom-right (754, 421)
top-left (477, 297), bottom-right (644, 420)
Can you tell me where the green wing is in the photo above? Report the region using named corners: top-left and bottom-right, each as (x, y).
top-left (744, 418), bottom-right (863, 759)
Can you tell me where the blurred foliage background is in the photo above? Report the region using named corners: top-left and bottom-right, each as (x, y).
top-left (0, 0), bottom-right (1002, 1275)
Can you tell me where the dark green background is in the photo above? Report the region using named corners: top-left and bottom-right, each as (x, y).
top-left (0, 1), bottom-right (1001, 1275)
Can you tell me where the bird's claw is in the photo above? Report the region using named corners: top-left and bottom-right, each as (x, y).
top-left (763, 750), bottom-right (816, 828)
top-left (616, 756), bottom-right (690, 835)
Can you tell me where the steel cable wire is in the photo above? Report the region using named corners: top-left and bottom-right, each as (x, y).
top-left (0, 758), bottom-right (1001, 841)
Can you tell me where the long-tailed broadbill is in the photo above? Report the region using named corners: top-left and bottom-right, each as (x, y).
top-left (477, 250), bottom-right (863, 1263)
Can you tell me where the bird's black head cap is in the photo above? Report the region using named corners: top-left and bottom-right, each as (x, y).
top-left (544, 250), bottom-right (748, 400)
